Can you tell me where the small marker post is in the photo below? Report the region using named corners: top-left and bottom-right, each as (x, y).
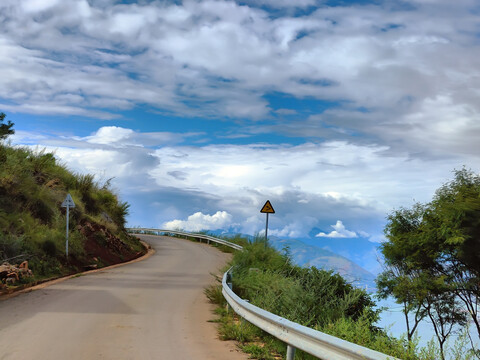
top-left (265, 213), bottom-right (269, 243)
top-left (260, 200), bottom-right (275, 247)
top-left (66, 205), bottom-right (69, 257)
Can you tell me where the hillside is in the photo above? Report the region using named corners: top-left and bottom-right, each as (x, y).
top-left (0, 142), bottom-right (145, 291)
top-left (213, 231), bottom-right (376, 290)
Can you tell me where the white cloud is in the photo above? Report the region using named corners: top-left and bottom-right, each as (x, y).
top-left (1, 0), bottom-right (480, 160)
top-left (316, 221), bottom-right (358, 238)
top-left (162, 211), bottom-right (233, 232)
top-left (239, 0), bottom-right (317, 9)
top-left (269, 217), bottom-right (318, 238)
top-left (13, 126), bottom-right (472, 242)
top-left (4, 0), bottom-right (480, 241)
top-left (22, 0), bottom-right (61, 13)
top-left (148, 140), bottom-right (455, 211)
top-left (85, 126), bottom-right (134, 145)
top-left (77, 126), bottom-right (202, 148)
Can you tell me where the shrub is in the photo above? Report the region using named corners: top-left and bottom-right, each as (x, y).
top-left (42, 239), bottom-right (57, 257)
top-left (0, 234), bottom-right (24, 260)
top-left (29, 197), bottom-right (55, 225)
top-left (208, 239), bottom-right (436, 360)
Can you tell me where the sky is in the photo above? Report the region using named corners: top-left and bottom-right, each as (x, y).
top-left (2, 0), bottom-right (480, 256)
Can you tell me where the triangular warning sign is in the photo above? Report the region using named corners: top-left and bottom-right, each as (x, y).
top-left (260, 200), bottom-right (275, 214)
top-left (61, 193), bottom-right (76, 208)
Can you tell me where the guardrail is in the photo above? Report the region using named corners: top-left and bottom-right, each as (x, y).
top-left (223, 268), bottom-right (397, 360)
top-left (126, 228), bottom-right (244, 251)
top-left (128, 228), bottom-right (397, 360)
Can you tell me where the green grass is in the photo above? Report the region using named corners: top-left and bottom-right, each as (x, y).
top-left (204, 239), bottom-right (475, 360)
top-left (241, 344), bottom-right (276, 360)
top-left (0, 143), bottom-right (144, 284)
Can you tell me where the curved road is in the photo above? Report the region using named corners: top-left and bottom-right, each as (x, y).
top-left (0, 235), bottom-right (247, 360)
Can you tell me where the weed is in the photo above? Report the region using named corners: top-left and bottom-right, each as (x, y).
top-left (205, 283), bottom-right (226, 306)
top-left (219, 314), bottom-right (257, 343)
top-left (242, 344), bottom-right (275, 360)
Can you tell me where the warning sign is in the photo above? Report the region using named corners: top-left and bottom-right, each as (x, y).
top-left (61, 193), bottom-right (76, 208)
top-left (260, 200), bottom-right (275, 214)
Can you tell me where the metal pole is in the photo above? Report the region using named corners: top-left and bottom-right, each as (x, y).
top-left (286, 345), bottom-right (296, 360)
top-left (66, 205), bottom-right (69, 258)
top-left (265, 212), bottom-right (269, 247)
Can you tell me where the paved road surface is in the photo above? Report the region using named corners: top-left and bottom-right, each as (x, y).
top-left (0, 235), bottom-right (247, 360)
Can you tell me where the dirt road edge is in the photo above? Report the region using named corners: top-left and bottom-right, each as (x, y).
top-left (0, 240), bottom-right (154, 301)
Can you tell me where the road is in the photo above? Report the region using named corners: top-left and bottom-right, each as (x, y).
top-left (0, 235), bottom-right (247, 360)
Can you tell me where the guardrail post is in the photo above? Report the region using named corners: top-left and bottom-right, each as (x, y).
top-left (286, 345), bottom-right (296, 360)
top-left (226, 272), bottom-right (233, 312)
top-left (241, 300), bottom-right (250, 325)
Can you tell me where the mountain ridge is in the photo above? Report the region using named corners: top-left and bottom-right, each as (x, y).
top-left (268, 236), bottom-right (376, 290)
top-left (211, 230), bottom-right (377, 290)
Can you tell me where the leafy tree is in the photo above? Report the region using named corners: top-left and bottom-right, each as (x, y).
top-left (377, 266), bottom-right (427, 342)
top-left (0, 112), bottom-right (14, 140)
top-left (377, 204), bottom-right (428, 342)
top-left (423, 287), bottom-right (467, 360)
top-left (378, 168), bottom-right (480, 356)
top-left (428, 168), bottom-right (480, 341)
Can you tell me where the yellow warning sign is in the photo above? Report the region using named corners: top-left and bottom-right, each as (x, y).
top-left (260, 200), bottom-right (275, 214)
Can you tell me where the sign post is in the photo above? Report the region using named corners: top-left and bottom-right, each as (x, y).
top-left (61, 193), bottom-right (76, 258)
top-left (260, 200), bottom-right (275, 246)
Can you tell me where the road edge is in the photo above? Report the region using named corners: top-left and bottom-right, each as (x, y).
top-left (0, 240), bottom-right (155, 301)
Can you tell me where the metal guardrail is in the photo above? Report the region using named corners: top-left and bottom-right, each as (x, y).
top-left (128, 228), bottom-right (397, 360)
top-left (126, 228), bottom-right (244, 251)
top-left (223, 268), bottom-right (397, 360)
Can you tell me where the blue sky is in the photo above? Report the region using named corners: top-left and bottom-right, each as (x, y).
top-left (2, 0), bottom-right (480, 267)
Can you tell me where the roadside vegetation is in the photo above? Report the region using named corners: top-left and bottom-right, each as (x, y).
top-left (207, 238), bottom-right (413, 359)
top-left (378, 168), bottom-right (480, 360)
top-left (0, 112), bottom-right (145, 290)
top-left (205, 232), bottom-right (477, 360)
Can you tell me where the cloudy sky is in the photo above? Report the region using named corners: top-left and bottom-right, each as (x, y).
top-left (2, 0), bottom-right (480, 249)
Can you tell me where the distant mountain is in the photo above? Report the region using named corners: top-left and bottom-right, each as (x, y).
top-left (268, 236), bottom-right (377, 291)
top-left (212, 230), bottom-right (377, 291)
top-left (302, 233), bottom-right (382, 276)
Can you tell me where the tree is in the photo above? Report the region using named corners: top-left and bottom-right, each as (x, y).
top-left (378, 168), bottom-right (480, 356)
top-left (428, 168), bottom-right (480, 340)
top-left (423, 286), bottom-right (467, 360)
top-left (376, 266), bottom-right (427, 343)
top-left (0, 112), bottom-right (14, 140)
top-left (377, 204), bottom-right (428, 343)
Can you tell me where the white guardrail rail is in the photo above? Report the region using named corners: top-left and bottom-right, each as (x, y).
top-left (127, 228), bottom-right (398, 360)
top-left (127, 228), bottom-right (243, 250)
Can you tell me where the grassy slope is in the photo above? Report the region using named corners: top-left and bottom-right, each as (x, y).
top-left (0, 143), bottom-right (145, 288)
top-left (205, 238), bottom-right (460, 360)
